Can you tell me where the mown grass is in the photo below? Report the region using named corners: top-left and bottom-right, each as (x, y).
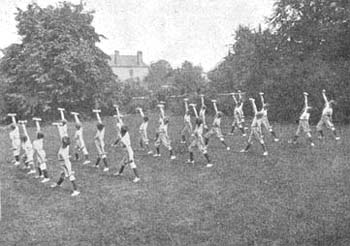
top-left (0, 113), bottom-right (350, 245)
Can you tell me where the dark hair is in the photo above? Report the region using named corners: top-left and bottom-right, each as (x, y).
top-left (121, 125), bottom-right (128, 136)
top-left (143, 116), bottom-right (149, 122)
top-left (75, 123), bottom-right (82, 129)
top-left (21, 135), bottom-right (28, 142)
top-left (97, 123), bottom-right (104, 130)
top-left (195, 118), bottom-right (203, 126)
top-left (62, 136), bottom-right (70, 146)
top-left (37, 132), bottom-right (44, 139)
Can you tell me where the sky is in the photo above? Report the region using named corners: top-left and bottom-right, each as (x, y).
top-left (0, 0), bottom-right (275, 71)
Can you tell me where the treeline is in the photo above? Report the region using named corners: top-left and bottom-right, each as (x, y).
top-left (208, 0), bottom-right (350, 124)
top-left (1, 1), bottom-right (350, 123)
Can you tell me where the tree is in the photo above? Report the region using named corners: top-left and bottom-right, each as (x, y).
top-left (0, 2), bottom-right (117, 119)
top-left (143, 59), bottom-right (173, 91)
top-left (173, 61), bottom-right (206, 95)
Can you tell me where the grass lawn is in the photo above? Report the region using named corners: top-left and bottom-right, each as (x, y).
top-left (0, 113), bottom-right (350, 245)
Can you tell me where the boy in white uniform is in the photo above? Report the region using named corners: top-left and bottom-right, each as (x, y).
top-left (204, 100), bottom-right (230, 150)
top-left (93, 110), bottom-right (109, 172)
top-left (113, 105), bottom-right (124, 139)
top-left (71, 112), bottom-right (91, 165)
top-left (8, 114), bottom-right (21, 166)
top-left (19, 121), bottom-right (36, 174)
top-left (181, 98), bottom-right (193, 143)
top-left (291, 92), bottom-right (315, 146)
top-left (51, 136), bottom-right (80, 197)
top-left (199, 95), bottom-right (208, 129)
top-left (259, 92), bottom-right (279, 142)
top-left (316, 89), bottom-right (340, 140)
top-left (153, 104), bottom-right (176, 160)
top-left (113, 125), bottom-right (140, 183)
top-left (188, 117), bottom-right (213, 167)
top-left (32, 118), bottom-right (50, 182)
top-left (136, 107), bottom-right (152, 154)
top-left (229, 92), bottom-right (246, 136)
top-left (241, 98), bottom-right (268, 156)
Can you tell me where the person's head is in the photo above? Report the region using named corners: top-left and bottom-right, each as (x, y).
top-left (164, 117), bottom-right (169, 125)
top-left (10, 124), bottom-right (16, 130)
top-left (97, 123), bottom-right (104, 131)
top-left (37, 132), bottom-right (44, 139)
top-left (143, 116), bottom-right (149, 122)
top-left (121, 125), bottom-right (128, 137)
top-left (201, 105), bottom-right (206, 110)
top-left (21, 135), bottom-right (28, 143)
top-left (62, 136), bottom-right (70, 148)
top-left (217, 111), bottom-right (223, 118)
top-left (75, 123), bottom-right (82, 130)
top-left (329, 100), bottom-right (335, 107)
top-left (61, 119), bottom-right (67, 125)
top-left (185, 110), bottom-right (189, 115)
top-left (195, 118), bottom-right (203, 126)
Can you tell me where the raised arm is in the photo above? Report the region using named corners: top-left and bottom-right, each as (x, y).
top-left (322, 89), bottom-right (328, 105)
top-left (58, 108), bottom-right (66, 121)
top-left (114, 104), bottom-right (122, 118)
top-left (71, 112), bottom-right (81, 124)
top-left (231, 93), bottom-right (238, 105)
top-left (259, 92), bottom-right (265, 106)
top-left (190, 104), bottom-right (199, 118)
top-left (32, 118), bottom-right (42, 132)
top-left (212, 100), bottom-right (218, 114)
top-left (249, 98), bottom-right (257, 115)
top-left (93, 109), bottom-right (102, 124)
top-left (20, 121), bottom-right (30, 141)
top-left (184, 98), bottom-right (189, 112)
top-left (157, 104), bottom-right (165, 119)
top-left (238, 90), bottom-right (243, 102)
top-left (200, 95), bottom-right (205, 107)
top-left (136, 107), bottom-right (145, 118)
top-left (303, 92), bottom-right (309, 108)
top-left (8, 113), bottom-right (17, 125)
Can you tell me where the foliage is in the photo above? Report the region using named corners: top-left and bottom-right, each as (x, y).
top-left (209, 0), bottom-right (350, 123)
top-left (0, 2), bottom-right (117, 120)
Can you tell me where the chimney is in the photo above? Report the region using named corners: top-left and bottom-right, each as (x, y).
top-left (137, 51), bottom-right (143, 65)
top-left (114, 50), bottom-right (119, 65)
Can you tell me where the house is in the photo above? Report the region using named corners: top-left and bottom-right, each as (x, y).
top-left (108, 50), bottom-right (149, 82)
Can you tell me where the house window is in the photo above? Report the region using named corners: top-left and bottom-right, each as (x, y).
top-left (129, 69), bottom-right (134, 78)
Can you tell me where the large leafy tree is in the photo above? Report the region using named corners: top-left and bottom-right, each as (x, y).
top-left (143, 59), bottom-right (174, 91)
top-left (209, 0), bottom-right (350, 123)
top-left (0, 2), bottom-right (116, 119)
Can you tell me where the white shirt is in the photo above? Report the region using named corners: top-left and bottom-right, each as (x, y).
top-left (22, 140), bottom-right (34, 156)
top-left (158, 119), bottom-right (168, 135)
top-left (139, 121), bottom-right (148, 132)
top-left (33, 139), bottom-right (46, 162)
top-left (121, 132), bottom-right (134, 161)
top-left (212, 117), bottom-right (221, 127)
top-left (300, 108), bottom-right (310, 120)
top-left (95, 128), bottom-right (105, 145)
top-left (194, 123), bottom-right (204, 137)
top-left (58, 146), bottom-right (71, 166)
top-left (322, 104), bottom-right (333, 117)
top-left (58, 124), bottom-right (68, 138)
top-left (9, 126), bottom-right (21, 148)
top-left (74, 128), bottom-right (85, 147)
top-left (184, 114), bottom-right (191, 124)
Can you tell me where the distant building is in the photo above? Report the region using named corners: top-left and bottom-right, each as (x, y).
top-left (108, 50), bottom-right (149, 82)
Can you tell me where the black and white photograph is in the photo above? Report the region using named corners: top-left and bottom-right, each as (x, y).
top-left (0, 0), bottom-right (350, 245)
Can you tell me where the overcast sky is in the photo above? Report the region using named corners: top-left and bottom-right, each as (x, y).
top-left (0, 0), bottom-right (275, 71)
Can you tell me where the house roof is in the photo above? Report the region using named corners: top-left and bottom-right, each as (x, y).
top-left (108, 54), bottom-right (148, 67)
